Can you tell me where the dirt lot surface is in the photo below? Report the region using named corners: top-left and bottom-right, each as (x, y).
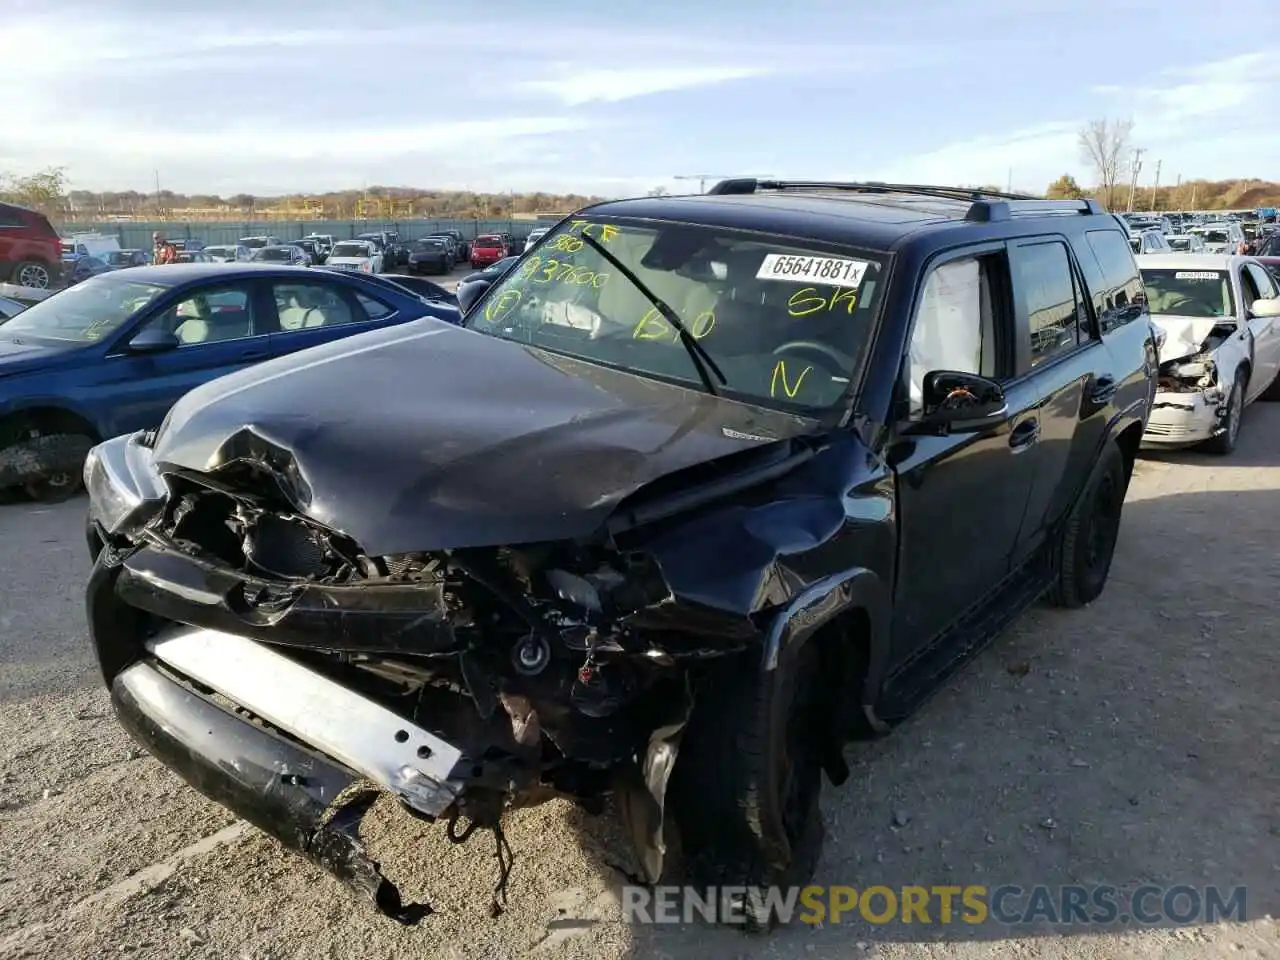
top-left (1, 404), bottom-right (1278, 960)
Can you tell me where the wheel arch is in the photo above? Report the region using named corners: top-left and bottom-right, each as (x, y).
top-left (1112, 418), bottom-right (1143, 484)
top-left (0, 405), bottom-right (102, 443)
top-left (761, 567), bottom-right (893, 737)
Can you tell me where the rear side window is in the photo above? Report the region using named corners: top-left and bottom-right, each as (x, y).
top-left (1083, 230), bottom-right (1146, 334)
top-left (0, 206), bottom-right (25, 228)
top-left (272, 281), bottom-right (357, 329)
top-left (355, 292), bottom-right (394, 320)
top-left (1010, 241), bottom-right (1084, 368)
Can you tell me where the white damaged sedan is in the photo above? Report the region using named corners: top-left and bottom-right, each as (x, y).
top-left (1137, 254), bottom-right (1280, 454)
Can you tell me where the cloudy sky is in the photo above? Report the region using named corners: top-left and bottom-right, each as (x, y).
top-left (3, 0), bottom-right (1276, 198)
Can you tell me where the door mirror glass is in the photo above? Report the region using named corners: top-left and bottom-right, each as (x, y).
top-left (913, 370), bottom-right (1008, 434)
top-left (127, 328), bottom-right (181, 353)
top-left (457, 279), bottom-right (493, 316)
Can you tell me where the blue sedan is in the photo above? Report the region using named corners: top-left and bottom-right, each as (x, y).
top-left (0, 263), bottom-right (460, 501)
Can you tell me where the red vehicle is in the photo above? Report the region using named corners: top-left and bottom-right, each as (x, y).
top-left (469, 234), bottom-right (508, 268)
top-left (0, 202), bottom-right (61, 289)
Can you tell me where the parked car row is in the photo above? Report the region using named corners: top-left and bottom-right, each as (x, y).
top-left (2, 197), bottom-right (553, 290)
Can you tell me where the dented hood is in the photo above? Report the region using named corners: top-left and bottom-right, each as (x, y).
top-left (152, 319), bottom-right (816, 554)
top-left (1151, 314), bottom-right (1224, 363)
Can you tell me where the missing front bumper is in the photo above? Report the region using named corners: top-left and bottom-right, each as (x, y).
top-left (146, 625), bottom-right (464, 816)
top-left (111, 659), bottom-right (432, 923)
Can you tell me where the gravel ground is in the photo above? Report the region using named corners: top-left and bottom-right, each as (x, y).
top-left (1, 403), bottom-right (1279, 959)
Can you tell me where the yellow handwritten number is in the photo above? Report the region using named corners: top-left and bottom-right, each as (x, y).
top-left (771, 360), bottom-right (812, 399)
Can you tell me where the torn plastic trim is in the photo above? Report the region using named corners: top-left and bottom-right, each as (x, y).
top-left (110, 659), bottom-right (431, 924)
top-left (147, 624), bottom-right (464, 818)
top-left (117, 544), bottom-right (463, 655)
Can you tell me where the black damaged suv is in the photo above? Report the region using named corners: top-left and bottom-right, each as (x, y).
top-left (85, 181), bottom-right (1155, 925)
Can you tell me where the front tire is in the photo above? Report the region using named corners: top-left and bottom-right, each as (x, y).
top-left (663, 643), bottom-right (828, 929)
top-left (1202, 375), bottom-right (1245, 455)
top-left (1051, 440), bottom-right (1127, 608)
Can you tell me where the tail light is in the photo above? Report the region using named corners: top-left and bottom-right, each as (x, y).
top-left (360, 262), bottom-right (371, 273)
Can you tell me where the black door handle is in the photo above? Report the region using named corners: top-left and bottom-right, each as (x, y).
top-left (1090, 375), bottom-right (1117, 405)
top-left (1009, 418), bottom-right (1040, 451)
top-left (240, 349), bottom-right (270, 361)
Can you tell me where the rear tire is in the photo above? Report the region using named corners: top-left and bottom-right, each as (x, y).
top-left (11, 260), bottom-right (52, 289)
top-left (664, 643), bottom-right (828, 930)
top-left (1051, 440), bottom-right (1127, 608)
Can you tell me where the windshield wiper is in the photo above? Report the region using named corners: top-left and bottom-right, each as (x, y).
top-left (575, 231), bottom-right (726, 397)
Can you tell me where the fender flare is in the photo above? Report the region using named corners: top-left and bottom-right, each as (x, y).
top-left (760, 566), bottom-right (893, 730)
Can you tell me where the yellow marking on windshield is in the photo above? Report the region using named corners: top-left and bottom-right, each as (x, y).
top-left (788, 286), bottom-right (858, 317)
top-left (632, 308), bottom-right (715, 342)
top-left (770, 360), bottom-right (812, 399)
top-left (563, 220), bottom-right (620, 243)
top-left (484, 288), bottom-right (522, 323)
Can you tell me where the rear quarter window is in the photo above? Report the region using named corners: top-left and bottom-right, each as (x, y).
top-left (1081, 229), bottom-right (1146, 334)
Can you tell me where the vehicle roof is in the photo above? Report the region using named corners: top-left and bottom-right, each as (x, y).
top-left (1134, 253), bottom-right (1245, 270)
top-left (581, 189), bottom-right (1114, 251)
top-left (99, 263), bottom-right (343, 284)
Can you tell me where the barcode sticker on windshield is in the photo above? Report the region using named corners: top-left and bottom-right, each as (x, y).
top-left (757, 254), bottom-right (870, 287)
top-left (1175, 271), bottom-right (1220, 280)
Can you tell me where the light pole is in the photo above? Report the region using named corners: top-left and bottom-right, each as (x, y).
top-left (1126, 149), bottom-right (1145, 213)
top-left (1149, 159), bottom-right (1162, 211)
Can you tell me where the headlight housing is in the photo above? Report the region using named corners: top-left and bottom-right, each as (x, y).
top-left (84, 431), bottom-right (167, 537)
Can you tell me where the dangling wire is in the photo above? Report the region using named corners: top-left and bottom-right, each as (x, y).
top-left (488, 822), bottom-right (516, 918)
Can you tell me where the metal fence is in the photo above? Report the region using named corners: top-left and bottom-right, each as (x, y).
top-left (60, 218), bottom-right (553, 251)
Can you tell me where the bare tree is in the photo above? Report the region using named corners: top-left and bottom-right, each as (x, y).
top-left (1078, 119), bottom-right (1133, 211)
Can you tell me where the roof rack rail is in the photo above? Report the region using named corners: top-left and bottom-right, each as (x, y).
top-left (705, 178), bottom-right (1105, 221)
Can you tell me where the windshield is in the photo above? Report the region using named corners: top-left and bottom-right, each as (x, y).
top-left (0, 277), bottom-right (167, 343)
top-left (465, 217), bottom-right (886, 412)
top-left (474, 237), bottom-right (502, 248)
top-left (253, 248), bottom-right (293, 261)
top-left (1193, 229), bottom-right (1230, 243)
top-left (239, 237), bottom-right (268, 248)
top-left (105, 251), bottom-right (132, 264)
top-left (1140, 269), bottom-right (1235, 318)
top-left (416, 239), bottom-right (445, 249)
top-left (1167, 237), bottom-right (1193, 251)
top-left (331, 243), bottom-right (368, 258)
top-left (205, 246), bottom-right (234, 258)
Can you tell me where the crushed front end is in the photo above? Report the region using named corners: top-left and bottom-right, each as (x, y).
top-left (85, 430), bottom-right (741, 920)
top-left (1141, 321), bottom-right (1237, 448)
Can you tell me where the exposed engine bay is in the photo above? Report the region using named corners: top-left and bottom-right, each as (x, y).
top-left (146, 463), bottom-right (729, 785)
top-left (1154, 321), bottom-right (1233, 394)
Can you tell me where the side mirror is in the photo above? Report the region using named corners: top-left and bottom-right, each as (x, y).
top-left (127, 328), bottom-right (181, 353)
top-left (912, 370), bottom-right (1008, 434)
top-left (457, 279), bottom-right (493, 316)
top-left (1248, 298), bottom-right (1280, 319)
